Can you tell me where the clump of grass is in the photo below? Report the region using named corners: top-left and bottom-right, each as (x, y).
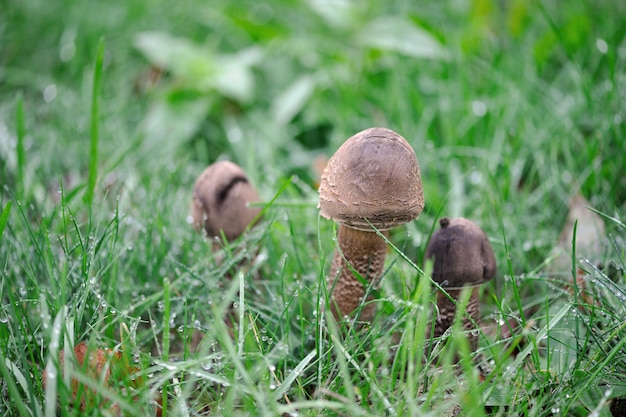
top-left (1, 0), bottom-right (625, 416)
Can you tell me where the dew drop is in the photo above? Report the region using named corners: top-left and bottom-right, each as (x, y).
top-left (596, 38), bottom-right (608, 54)
top-left (46, 367), bottom-right (57, 380)
top-left (471, 100), bottom-right (487, 117)
top-left (43, 84), bottom-right (57, 103)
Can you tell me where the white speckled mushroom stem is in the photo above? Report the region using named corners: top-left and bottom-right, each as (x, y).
top-left (435, 286), bottom-right (480, 350)
top-left (328, 224), bottom-right (388, 323)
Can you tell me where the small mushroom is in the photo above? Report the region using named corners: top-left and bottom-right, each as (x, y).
top-left (424, 217), bottom-right (496, 349)
top-left (191, 161), bottom-right (261, 243)
top-left (319, 127), bottom-right (424, 323)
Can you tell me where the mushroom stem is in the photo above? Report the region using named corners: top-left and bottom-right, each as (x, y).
top-left (328, 225), bottom-right (388, 322)
top-left (435, 287), bottom-right (480, 350)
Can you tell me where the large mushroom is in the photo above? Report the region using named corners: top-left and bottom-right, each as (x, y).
top-left (424, 217), bottom-right (496, 349)
top-left (191, 160), bottom-right (261, 244)
top-left (318, 127), bottom-right (424, 323)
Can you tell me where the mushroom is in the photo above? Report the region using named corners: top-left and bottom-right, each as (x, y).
top-left (191, 161), bottom-right (261, 244)
top-left (318, 127), bottom-right (424, 323)
top-left (424, 217), bottom-right (496, 349)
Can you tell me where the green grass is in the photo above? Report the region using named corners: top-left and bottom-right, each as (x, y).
top-left (1, 0), bottom-right (625, 416)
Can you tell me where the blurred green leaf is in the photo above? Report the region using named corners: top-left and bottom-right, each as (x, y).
top-left (271, 75), bottom-right (315, 125)
top-left (134, 32), bottom-right (261, 102)
top-left (140, 94), bottom-right (211, 157)
top-left (213, 47), bottom-right (263, 103)
top-left (506, 0), bottom-right (531, 37)
top-left (134, 31), bottom-right (216, 82)
top-left (306, 0), bottom-right (358, 29)
top-left (357, 16), bottom-right (448, 59)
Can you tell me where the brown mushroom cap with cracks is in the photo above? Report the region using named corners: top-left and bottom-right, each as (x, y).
top-left (191, 161), bottom-right (261, 243)
top-left (424, 217), bottom-right (497, 347)
top-left (319, 128), bottom-right (424, 231)
top-left (319, 127), bottom-right (424, 322)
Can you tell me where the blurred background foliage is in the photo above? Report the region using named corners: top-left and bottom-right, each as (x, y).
top-left (1, 1), bottom-right (626, 415)
top-left (1, 0), bottom-right (625, 272)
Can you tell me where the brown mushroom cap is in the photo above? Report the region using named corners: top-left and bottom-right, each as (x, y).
top-left (318, 127), bottom-right (424, 231)
top-left (191, 161), bottom-right (261, 242)
top-left (425, 217), bottom-right (496, 288)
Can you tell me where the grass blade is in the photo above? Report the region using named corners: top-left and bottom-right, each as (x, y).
top-left (504, 303), bottom-right (571, 380)
top-left (44, 306), bottom-right (67, 417)
top-left (272, 349), bottom-right (316, 401)
top-left (161, 276), bottom-right (171, 417)
top-left (84, 39), bottom-right (105, 208)
top-left (0, 357), bottom-right (34, 417)
top-left (15, 95), bottom-right (26, 201)
top-left (0, 200), bottom-right (11, 240)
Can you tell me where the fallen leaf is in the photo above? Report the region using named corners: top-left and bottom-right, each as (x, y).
top-left (42, 342), bottom-right (142, 415)
top-left (548, 193), bottom-right (606, 304)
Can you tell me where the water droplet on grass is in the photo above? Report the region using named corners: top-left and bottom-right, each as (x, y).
top-left (43, 84), bottom-right (57, 103)
top-left (471, 100), bottom-right (487, 117)
top-left (596, 38), bottom-right (608, 54)
top-left (46, 367), bottom-right (57, 380)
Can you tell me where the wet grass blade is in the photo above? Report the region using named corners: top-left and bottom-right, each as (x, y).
top-left (15, 95), bottom-right (26, 201)
top-left (0, 201), bottom-right (11, 241)
top-left (85, 39), bottom-right (105, 209)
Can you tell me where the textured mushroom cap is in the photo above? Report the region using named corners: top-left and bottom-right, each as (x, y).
top-left (425, 217), bottom-right (496, 287)
top-left (191, 161), bottom-right (261, 242)
top-left (318, 127), bottom-right (424, 231)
